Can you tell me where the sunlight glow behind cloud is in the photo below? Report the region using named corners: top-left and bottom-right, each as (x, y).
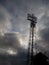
top-left (7, 48), bottom-right (17, 55)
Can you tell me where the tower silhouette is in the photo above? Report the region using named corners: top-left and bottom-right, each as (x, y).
top-left (27, 13), bottom-right (37, 65)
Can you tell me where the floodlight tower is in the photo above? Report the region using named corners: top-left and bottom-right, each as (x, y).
top-left (27, 13), bottom-right (37, 65)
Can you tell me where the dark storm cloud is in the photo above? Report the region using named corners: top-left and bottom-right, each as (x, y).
top-left (35, 14), bottom-right (49, 55)
top-left (0, 0), bottom-right (47, 32)
top-left (40, 28), bottom-right (49, 44)
top-left (0, 32), bottom-right (26, 55)
top-left (0, 0), bottom-right (6, 4)
top-left (0, 32), bottom-right (27, 65)
top-left (0, 0), bottom-right (49, 64)
top-left (39, 14), bottom-right (49, 43)
top-left (41, 14), bottom-right (49, 27)
top-left (42, 0), bottom-right (49, 5)
top-left (0, 0), bottom-right (49, 58)
top-left (37, 28), bottom-right (49, 57)
top-left (0, 33), bottom-right (21, 49)
top-left (0, 13), bottom-right (5, 20)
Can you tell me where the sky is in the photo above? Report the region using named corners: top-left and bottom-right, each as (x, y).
top-left (0, 0), bottom-right (49, 63)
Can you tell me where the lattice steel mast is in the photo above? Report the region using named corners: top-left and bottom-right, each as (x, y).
top-left (27, 13), bottom-right (37, 65)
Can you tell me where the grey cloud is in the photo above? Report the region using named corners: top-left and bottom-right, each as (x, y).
top-left (36, 15), bottom-right (49, 56)
top-left (39, 14), bottom-right (49, 42)
top-left (42, 0), bottom-right (49, 5)
top-left (0, 32), bottom-right (27, 65)
top-left (0, 5), bottom-right (12, 33)
top-left (39, 28), bottom-right (49, 45)
top-left (0, 33), bottom-right (23, 52)
top-left (0, 0), bottom-right (49, 57)
top-left (41, 15), bottom-right (49, 27)
top-left (0, 13), bottom-right (5, 21)
top-left (0, 0), bottom-right (47, 32)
